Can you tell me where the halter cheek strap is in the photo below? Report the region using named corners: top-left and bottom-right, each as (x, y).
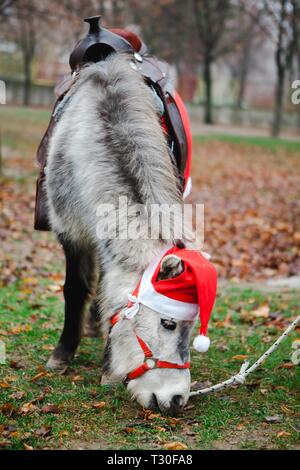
top-left (110, 312), bottom-right (190, 382)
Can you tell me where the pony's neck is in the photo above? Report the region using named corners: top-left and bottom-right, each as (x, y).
top-left (100, 239), bottom-right (171, 331)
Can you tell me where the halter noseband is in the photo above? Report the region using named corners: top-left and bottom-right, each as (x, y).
top-left (110, 312), bottom-right (190, 382)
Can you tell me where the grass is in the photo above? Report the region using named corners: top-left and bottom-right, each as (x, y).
top-left (0, 105), bottom-right (51, 158)
top-left (195, 134), bottom-right (300, 153)
top-left (0, 282), bottom-right (299, 450)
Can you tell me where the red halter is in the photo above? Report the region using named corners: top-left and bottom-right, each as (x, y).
top-left (110, 312), bottom-right (190, 382)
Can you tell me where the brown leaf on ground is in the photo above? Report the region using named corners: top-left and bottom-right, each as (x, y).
top-left (278, 362), bottom-right (295, 369)
top-left (264, 415), bottom-right (282, 423)
top-left (9, 324), bottom-right (32, 335)
top-left (124, 427), bottom-right (135, 434)
top-left (10, 391), bottom-right (26, 400)
top-left (164, 441), bottom-right (188, 450)
top-left (0, 441), bottom-right (11, 448)
top-left (252, 305), bottom-right (270, 318)
top-left (92, 402), bottom-right (106, 410)
top-left (1, 403), bottom-right (16, 417)
top-left (23, 443), bottom-right (34, 450)
top-left (41, 404), bottom-right (60, 414)
top-left (277, 431), bottom-right (291, 438)
top-left (71, 375), bottom-right (84, 382)
top-left (42, 344), bottom-right (54, 351)
top-left (232, 354), bottom-right (249, 361)
top-left (30, 371), bottom-right (50, 382)
top-left (140, 409), bottom-right (162, 420)
top-left (34, 426), bottom-right (52, 437)
top-left (10, 360), bottom-right (25, 369)
top-left (19, 403), bottom-right (38, 415)
top-left (0, 381), bottom-right (9, 389)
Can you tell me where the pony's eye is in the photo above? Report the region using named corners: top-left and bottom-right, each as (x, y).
top-left (161, 319), bottom-right (177, 330)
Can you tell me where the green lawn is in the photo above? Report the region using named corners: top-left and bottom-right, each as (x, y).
top-left (195, 134), bottom-right (300, 153)
top-left (0, 281), bottom-right (299, 450)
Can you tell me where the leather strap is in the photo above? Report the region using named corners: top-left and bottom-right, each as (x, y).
top-left (110, 311), bottom-right (190, 382)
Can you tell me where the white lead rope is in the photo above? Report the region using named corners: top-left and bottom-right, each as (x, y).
top-left (190, 315), bottom-right (300, 397)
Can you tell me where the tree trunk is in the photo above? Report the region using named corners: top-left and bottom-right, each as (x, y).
top-left (272, 41), bottom-right (285, 138)
top-left (203, 54), bottom-right (213, 124)
top-left (236, 35), bottom-right (252, 109)
top-left (23, 54), bottom-right (32, 106)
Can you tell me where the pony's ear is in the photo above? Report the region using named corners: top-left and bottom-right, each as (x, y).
top-left (157, 255), bottom-right (184, 281)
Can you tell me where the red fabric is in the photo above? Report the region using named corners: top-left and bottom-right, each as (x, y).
top-left (173, 91), bottom-right (192, 189)
top-left (136, 335), bottom-right (152, 358)
top-left (127, 360), bottom-right (190, 380)
top-left (151, 247), bottom-right (217, 336)
top-left (127, 363), bottom-right (150, 380)
top-left (110, 28), bottom-right (142, 52)
top-left (156, 360), bottom-right (190, 370)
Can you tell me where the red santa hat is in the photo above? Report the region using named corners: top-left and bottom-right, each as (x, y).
top-left (123, 246), bottom-right (217, 352)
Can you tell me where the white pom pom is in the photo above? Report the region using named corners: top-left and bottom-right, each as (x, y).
top-left (193, 334), bottom-right (210, 352)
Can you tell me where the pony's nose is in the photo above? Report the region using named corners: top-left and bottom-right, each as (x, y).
top-left (170, 394), bottom-right (184, 412)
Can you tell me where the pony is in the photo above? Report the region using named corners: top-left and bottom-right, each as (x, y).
top-left (45, 53), bottom-right (196, 414)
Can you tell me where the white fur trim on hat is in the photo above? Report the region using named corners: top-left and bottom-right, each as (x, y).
top-left (193, 334), bottom-right (210, 352)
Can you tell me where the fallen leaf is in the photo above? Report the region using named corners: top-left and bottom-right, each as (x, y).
top-left (265, 415), bottom-right (282, 423)
top-left (252, 305), bottom-right (270, 318)
top-left (236, 423), bottom-right (245, 430)
top-left (22, 277), bottom-right (38, 286)
top-left (34, 426), bottom-right (52, 437)
top-left (279, 362), bottom-right (295, 369)
top-left (42, 344), bottom-right (54, 351)
top-left (10, 325), bottom-right (32, 335)
top-left (5, 375), bottom-right (18, 382)
top-left (23, 443), bottom-right (34, 450)
top-left (141, 409), bottom-right (161, 420)
top-left (232, 354), bottom-right (249, 361)
top-left (47, 284), bottom-right (62, 293)
top-left (30, 371), bottom-right (50, 382)
top-left (10, 391), bottom-right (26, 400)
top-left (124, 427), bottom-right (135, 434)
top-left (1, 403), bottom-right (15, 416)
top-left (154, 426), bottom-right (167, 432)
top-left (41, 404), bottom-right (60, 414)
top-left (71, 375), bottom-right (83, 382)
top-left (0, 381), bottom-right (9, 389)
top-left (277, 431), bottom-right (291, 438)
top-left (92, 402), bottom-right (106, 410)
top-left (10, 360), bottom-right (25, 369)
top-left (168, 417), bottom-right (180, 427)
top-left (19, 403), bottom-right (38, 415)
top-left (0, 441), bottom-right (11, 448)
top-left (164, 441), bottom-right (188, 450)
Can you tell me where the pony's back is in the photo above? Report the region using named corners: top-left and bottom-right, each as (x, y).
top-left (46, 53), bottom-right (181, 246)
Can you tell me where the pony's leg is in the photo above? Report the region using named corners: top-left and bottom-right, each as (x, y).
top-left (47, 239), bottom-right (95, 370)
top-left (84, 297), bottom-right (101, 338)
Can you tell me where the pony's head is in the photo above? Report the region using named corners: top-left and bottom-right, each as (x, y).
top-left (103, 249), bottom-right (217, 414)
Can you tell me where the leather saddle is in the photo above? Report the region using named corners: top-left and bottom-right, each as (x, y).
top-left (34, 16), bottom-right (189, 231)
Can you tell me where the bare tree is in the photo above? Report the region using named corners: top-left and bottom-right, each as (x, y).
top-left (192, 0), bottom-right (236, 124)
top-left (262, 0), bottom-right (299, 136)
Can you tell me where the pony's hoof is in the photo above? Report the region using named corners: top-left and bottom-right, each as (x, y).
top-left (46, 355), bottom-right (69, 373)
